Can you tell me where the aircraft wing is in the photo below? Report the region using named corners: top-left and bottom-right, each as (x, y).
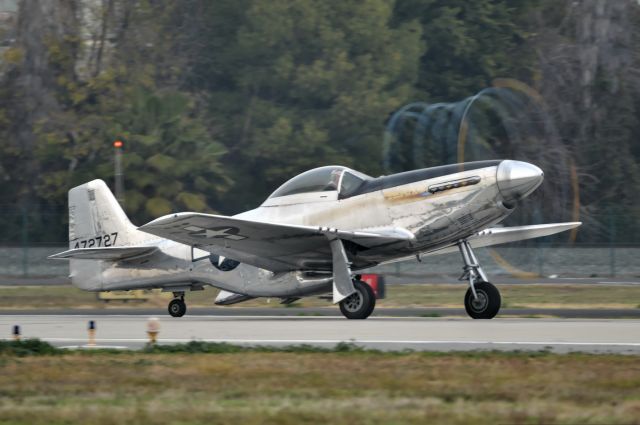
top-left (138, 212), bottom-right (414, 272)
top-left (423, 222), bottom-right (582, 256)
top-left (48, 246), bottom-right (158, 261)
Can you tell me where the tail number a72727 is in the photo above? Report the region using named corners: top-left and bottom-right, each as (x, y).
top-left (73, 232), bottom-right (118, 248)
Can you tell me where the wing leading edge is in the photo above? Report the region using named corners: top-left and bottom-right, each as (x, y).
top-left (423, 222), bottom-right (582, 257)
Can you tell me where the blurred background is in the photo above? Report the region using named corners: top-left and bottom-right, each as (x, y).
top-left (0, 0), bottom-right (639, 281)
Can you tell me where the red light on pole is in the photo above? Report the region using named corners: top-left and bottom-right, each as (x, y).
top-left (113, 140), bottom-right (124, 205)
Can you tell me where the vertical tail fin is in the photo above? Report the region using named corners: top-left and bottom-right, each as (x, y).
top-left (68, 179), bottom-right (143, 249)
top-left (57, 179), bottom-right (150, 291)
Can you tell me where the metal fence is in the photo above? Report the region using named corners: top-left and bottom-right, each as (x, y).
top-left (1, 244), bottom-right (638, 282)
top-left (370, 245), bottom-right (640, 280)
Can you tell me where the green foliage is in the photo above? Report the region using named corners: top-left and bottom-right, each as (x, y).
top-left (0, 339), bottom-right (368, 356)
top-left (143, 341), bottom-right (249, 354)
top-left (2, 47), bottom-right (23, 64)
top-left (0, 339), bottom-right (62, 356)
top-left (141, 340), bottom-right (371, 354)
top-left (33, 61), bottom-right (230, 225)
top-left (393, 0), bottom-right (537, 101)
top-left (190, 0), bottom-right (424, 210)
top-left (0, 0), bottom-right (637, 243)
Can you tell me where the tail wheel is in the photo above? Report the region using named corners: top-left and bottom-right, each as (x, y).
top-left (339, 279), bottom-right (376, 319)
top-left (464, 281), bottom-right (501, 319)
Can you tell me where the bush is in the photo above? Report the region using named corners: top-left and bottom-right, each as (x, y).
top-left (0, 339), bottom-right (61, 356)
top-left (141, 340), bottom-right (374, 354)
top-left (142, 341), bottom-right (249, 354)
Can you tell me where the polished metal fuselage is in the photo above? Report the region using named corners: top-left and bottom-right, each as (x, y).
top-left (84, 161), bottom-right (535, 298)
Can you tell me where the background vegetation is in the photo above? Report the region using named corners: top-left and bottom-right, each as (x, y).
top-left (0, 0), bottom-right (638, 244)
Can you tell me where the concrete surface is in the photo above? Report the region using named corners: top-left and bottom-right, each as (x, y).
top-left (2, 315), bottom-right (639, 354)
top-left (1, 307), bottom-right (639, 318)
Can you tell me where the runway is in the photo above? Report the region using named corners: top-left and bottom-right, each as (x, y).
top-left (1, 307), bottom-right (639, 318)
top-left (1, 314), bottom-right (639, 354)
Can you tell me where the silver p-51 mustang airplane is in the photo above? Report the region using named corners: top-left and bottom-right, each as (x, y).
top-left (50, 160), bottom-right (580, 319)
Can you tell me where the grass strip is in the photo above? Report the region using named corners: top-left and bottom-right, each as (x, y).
top-left (0, 283), bottom-right (635, 310)
top-left (0, 340), bottom-right (639, 424)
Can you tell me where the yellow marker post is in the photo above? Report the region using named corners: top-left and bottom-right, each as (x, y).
top-left (12, 325), bottom-right (20, 341)
top-left (147, 318), bottom-right (160, 345)
top-left (88, 320), bottom-right (96, 347)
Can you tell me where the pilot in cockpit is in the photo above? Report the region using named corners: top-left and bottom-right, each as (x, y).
top-left (327, 169), bottom-right (342, 191)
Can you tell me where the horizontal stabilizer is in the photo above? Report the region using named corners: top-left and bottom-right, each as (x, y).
top-left (214, 290), bottom-right (254, 306)
top-left (48, 246), bottom-right (158, 261)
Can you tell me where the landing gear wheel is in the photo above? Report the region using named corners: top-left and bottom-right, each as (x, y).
top-left (168, 299), bottom-right (187, 317)
top-left (464, 281), bottom-right (501, 319)
top-left (339, 280), bottom-right (376, 320)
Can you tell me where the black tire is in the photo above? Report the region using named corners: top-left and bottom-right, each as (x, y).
top-left (339, 280), bottom-right (376, 319)
top-left (168, 299), bottom-right (187, 317)
top-left (464, 281), bottom-right (501, 319)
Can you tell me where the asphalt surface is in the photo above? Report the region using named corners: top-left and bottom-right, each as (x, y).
top-left (2, 315), bottom-right (639, 354)
top-left (1, 306), bottom-right (639, 318)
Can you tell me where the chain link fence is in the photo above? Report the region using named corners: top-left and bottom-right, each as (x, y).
top-left (0, 206), bottom-right (637, 282)
top-left (0, 244), bottom-right (637, 283)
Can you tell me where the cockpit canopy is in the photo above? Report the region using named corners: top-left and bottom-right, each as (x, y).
top-left (268, 166), bottom-right (372, 200)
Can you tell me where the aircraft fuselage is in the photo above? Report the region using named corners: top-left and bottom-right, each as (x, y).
top-left (82, 160), bottom-right (543, 300)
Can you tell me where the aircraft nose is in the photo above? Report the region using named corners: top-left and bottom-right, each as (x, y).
top-left (496, 160), bottom-right (544, 201)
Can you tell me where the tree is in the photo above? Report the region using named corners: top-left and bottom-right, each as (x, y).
top-left (0, 0), bottom-right (80, 241)
top-left (393, 0), bottom-right (536, 101)
top-left (30, 1), bottom-right (232, 225)
top-left (0, 0), bottom-right (638, 245)
top-left (186, 0), bottom-right (424, 211)
top-left (1, 0), bottom-right (231, 240)
top-left (526, 0), bottom-right (640, 242)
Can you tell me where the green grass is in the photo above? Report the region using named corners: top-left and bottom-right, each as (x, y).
top-left (0, 340), bottom-right (638, 424)
top-left (0, 283), bottom-right (638, 310)
top-left (0, 285), bottom-right (100, 309)
top-left (0, 339), bottom-right (62, 356)
top-left (0, 339), bottom-right (380, 356)
top-left (379, 283), bottom-right (640, 308)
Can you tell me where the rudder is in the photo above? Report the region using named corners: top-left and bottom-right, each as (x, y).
top-left (68, 179), bottom-right (143, 249)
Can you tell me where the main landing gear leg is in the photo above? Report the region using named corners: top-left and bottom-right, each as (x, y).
top-left (457, 240), bottom-right (501, 319)
top-left (168, 292), bottom-right (187, 318)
